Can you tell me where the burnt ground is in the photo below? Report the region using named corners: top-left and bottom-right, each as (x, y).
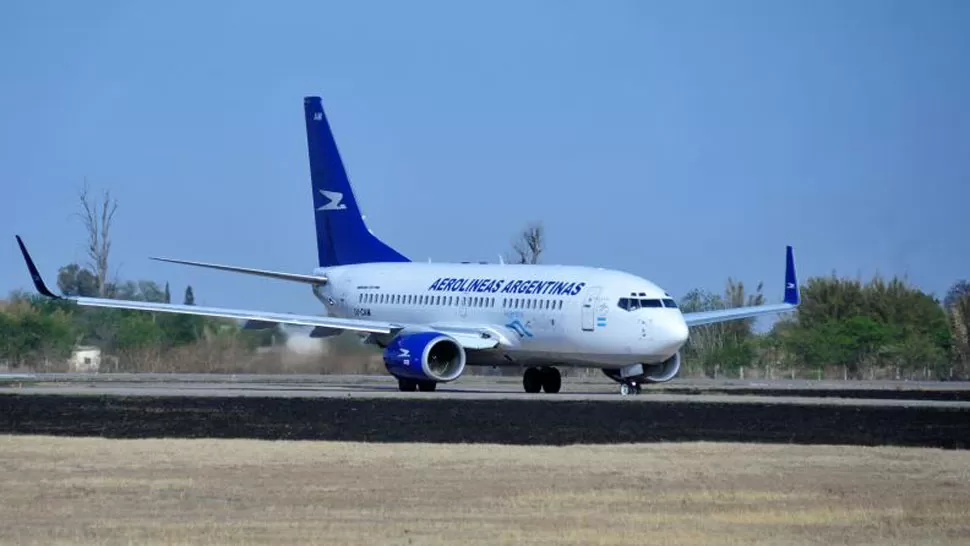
top-left (658, 386), bottom-right (970, 401)
top-left (1, 394), bottom-right (967, 449)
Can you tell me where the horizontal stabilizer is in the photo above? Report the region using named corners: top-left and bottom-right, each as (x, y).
top-left (150, 257), bottom-right (328, 285)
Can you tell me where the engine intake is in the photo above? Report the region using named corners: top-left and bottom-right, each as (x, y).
top-left (642, 352), bottom-right (681, 383)
top-left (383, 331), bottom-right (466, 382)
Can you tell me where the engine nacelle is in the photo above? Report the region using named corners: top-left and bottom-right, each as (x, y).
top-left (383, 331), bottom-right (467, 382)
top-left (642, 352), bottom-right (681, 383)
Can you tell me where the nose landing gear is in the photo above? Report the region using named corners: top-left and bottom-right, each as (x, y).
top-left (602, 368), bottom-right (645, 395)
top-left (618, 381), bottom-right (642, 396)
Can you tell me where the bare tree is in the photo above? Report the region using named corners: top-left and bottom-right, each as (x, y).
top-left (510, 222), bottom-right (544, 264)
top-left (77, 181), bottom-right (118, 297)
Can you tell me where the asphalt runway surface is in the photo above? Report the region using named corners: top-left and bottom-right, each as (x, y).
top-left (2, 373), bottom-right (969, 449)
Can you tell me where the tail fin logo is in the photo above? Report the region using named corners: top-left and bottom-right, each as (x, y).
top-left (317, 190), bottom-right (347, 211)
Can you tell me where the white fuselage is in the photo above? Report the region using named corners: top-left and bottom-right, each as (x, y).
top-left (310, 262), bottom-right (689, 369)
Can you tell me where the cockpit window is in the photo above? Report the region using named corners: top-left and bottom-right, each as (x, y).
top-left (662, 298), bottom-right (678, 308)
top-left (618, 297), bottom-right (665, 311)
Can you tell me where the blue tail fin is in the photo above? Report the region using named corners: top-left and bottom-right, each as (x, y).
top-left (303, 96), bottom-right (409, 267)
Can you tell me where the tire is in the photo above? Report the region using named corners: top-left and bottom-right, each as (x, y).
top-left (523, 367), bottom-right (542, 393)
top-left (540, 366), bottom-right (562, 394)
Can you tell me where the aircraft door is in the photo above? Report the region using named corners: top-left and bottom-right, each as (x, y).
top-left (581, 286), bottom-right (602, 332)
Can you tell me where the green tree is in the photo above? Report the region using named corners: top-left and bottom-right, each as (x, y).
top-left (56, 264), bottom-right (99, 297)
top-left (0, 296), bottom-right (76, 369)
top-left (678, 279), bottom-right (764, 377)
top-left (115, 313), bottom-right (165, 350)
top-left (183, 286), bottom-right (195, 305)
top-left (944, 280), bottom-right (970, 376)
top-left (779, 275), bottom-right (951, 379)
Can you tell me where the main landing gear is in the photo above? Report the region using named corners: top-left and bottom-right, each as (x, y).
top-left (523, 366), bottom-right (561, 394)
top-left (397, 378), bottom-right (437, 392)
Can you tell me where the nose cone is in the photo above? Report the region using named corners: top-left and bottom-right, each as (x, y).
top-left (656, 315), bottom-right (689, 354)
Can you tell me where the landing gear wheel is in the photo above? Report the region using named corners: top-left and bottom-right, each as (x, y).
top-left (523, 367), bottom-right (543, 393)
top-left (417, 380), bottom-right (437, 392)
top-left (540, 366), bottom-right (562, 394)
top-left (398, 378), bottom-right (418, 392)
top-left (619, 382), bottom-right (642, 396)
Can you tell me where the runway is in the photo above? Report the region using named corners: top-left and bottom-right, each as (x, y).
top-left (2, 372), bottom-right (969, 406)
top-left (2, 373), bottom-right (969, 448)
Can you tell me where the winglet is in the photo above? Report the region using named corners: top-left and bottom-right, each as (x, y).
top-left (15, 236), bottom-right (60, 299)
top-left (783, 245), bottom-right (799, 305)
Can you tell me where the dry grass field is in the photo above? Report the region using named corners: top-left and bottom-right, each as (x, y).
top-left (1, 437), bottom-right (968, 545)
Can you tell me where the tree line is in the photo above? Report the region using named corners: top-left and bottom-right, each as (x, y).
top-left (680, 275), bottom-right (970, 381)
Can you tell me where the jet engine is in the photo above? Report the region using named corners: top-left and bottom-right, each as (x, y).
top-left (383, 331), bottom-right (467, 382)
top-left (642, 352), bottom-right (681, 383)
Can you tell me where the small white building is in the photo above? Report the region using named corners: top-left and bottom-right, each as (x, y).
top-left (69, 346), bottom-right (101, 373)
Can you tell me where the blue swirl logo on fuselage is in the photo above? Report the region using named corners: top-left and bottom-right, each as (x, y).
top-left (505, 319), bottom-right (534, 338)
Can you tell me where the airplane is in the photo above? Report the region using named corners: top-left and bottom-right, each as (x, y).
top-left (15, 95), bottom-right (800, 396)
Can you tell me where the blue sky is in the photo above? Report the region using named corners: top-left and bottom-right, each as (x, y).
top-left (1, 0), bottom-right (968, 315)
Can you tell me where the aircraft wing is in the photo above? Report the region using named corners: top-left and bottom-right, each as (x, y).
top-left (682, 245), bottom-right (801, 328)
top-left (15, 236), bottom-right (505, 346)
top-left (683, 303), bottom-right (796, 327)
top-left (16, 236), bottom-right (393, 335)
